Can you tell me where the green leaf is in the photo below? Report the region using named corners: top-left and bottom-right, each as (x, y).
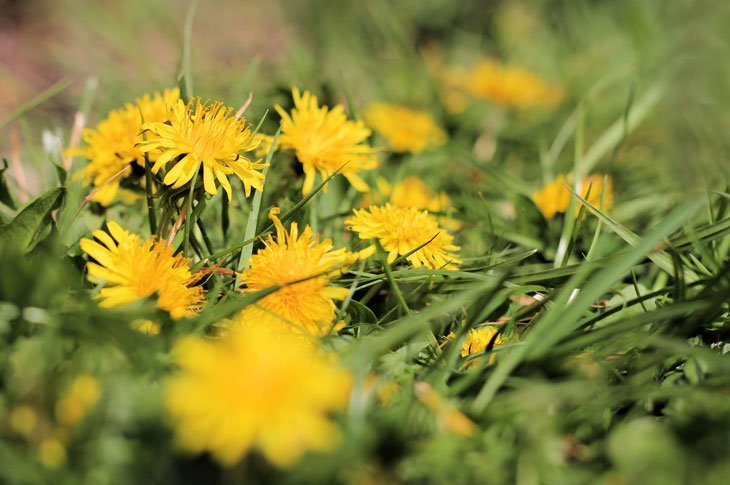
top-left (0, 187), bottom-right (65, 252)
top-left (0, 158), bottom-right (16, 210)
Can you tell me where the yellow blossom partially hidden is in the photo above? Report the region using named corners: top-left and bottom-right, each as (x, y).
top-left (346, 204), bottom-right (460, 270)
top-left (80, 221), bottom-right (204, 319)
top-left (532, 174), bottom-right (614, 220)
top-left (38, 438), bottom-right (67, 469)
top-left (275, 88), bottom-right (379, 195)
top-left (70, 88), bottom-right (179, 205)
top-left (55, 375), bottom-right (101, 427)
top-left (139, 98), bottom-right (267, 200)
top-left (8, 405), bottom-right (37, 436)
top-left (236, 208), bottom-right (361, 337)
top-left (165, 324), bottom-right (352, 467)
top-left (414, 382), bottom-right (475, 437)
top-left (460, 326), bottom-right (504, 365)
top-left (363, 103), bottom-right (446, 154)
top-left (132, 319), bottom-right (161, 335)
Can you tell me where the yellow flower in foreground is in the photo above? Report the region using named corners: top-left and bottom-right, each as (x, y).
top-left (72, 88), bottom-right (179, 205)
top-left (461, 326), bottom-right (504, 364)
top-left (139, 98), bottom-right (267, 200)
top-left (532, 173), bottom-right (614, 220)
top-left (237, 208), bottom-right (361, 337)
top-left (346, 204), bottom-right (460, 270)
top-left (363, 103), bottom-right (446, 153)
top-left (165, 324), bottom-right (352, 467)
top-left (80, 221), bottom-right (204, 319)
top-left (55, 375), bottom-right (101, 427)
top-left (275, 88), bottom-right (379, 194)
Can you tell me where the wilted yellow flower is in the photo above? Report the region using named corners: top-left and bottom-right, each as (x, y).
top-left (55, 375), bottom-right (101, 427)
top-left (346, 204), bottom-right (460, 270)
top-left (237, 208), bottom-right (362, 337)
top-left (71, 88), bottom-right (179, 205)
top-left (139, 98), bottom-right (267, 200)
top-left (363, 103), bottom-right (446, 153)
top-left (165, 324), bottom-right (352, 467)
top-left (275, 88), bottom-right (379, 194)
top-left (80, 221), bottom-right (204, 319)
top-left (532, 173), bottom-right (614, 220)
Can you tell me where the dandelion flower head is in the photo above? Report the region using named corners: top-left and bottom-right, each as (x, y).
top-left (164, 324), bottom-right (352, 467)
top-left (55, 374), bottom-right (101, 427)
top-left (237, 208), bottom-right (361, 337)
top-left (72, 88), bottom-right (179, 205)
top-left (139, 98), bottom-right (267, 200)
top-left (275, 87), bottom-right (379, 194)
top-left (346, 204), bottom-right (460, 270)
top-left (363, 103), bottom-right (446, 154)
top-left (532, 173), bottom-right (614, 220)
top-left (80, 221), bottom-right (204, 319)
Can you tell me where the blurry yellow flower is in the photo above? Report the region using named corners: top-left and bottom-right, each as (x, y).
top-left (237, 208), bottom-right (361, 337)
top-left (363, 103), bottom-right (446, 153)
top-left (389, 176), bottom-right (451, 212)
top-left (71, 88), bottom-right (179, 205)
top-left (346, 204), bottom-right (460, 270)
top-left (465, 59), bottom-right (563, 110)
top-left (275, 88), bottom-right (379, 194)
top-left (532, 173), bottom-right (614, 220)
top-left (38, 438), bottom-right (67, 469)
top-left (436, 58), bottom-right (562, 112)
top-left (139, 98), bottom-right (267, 200)
top-left (414, 382), bottom-right (475, 437)
top-left (80, 221), bottom-right (204, 319)
top-left (55, 375), bottom-right (101, 427)
top-left (165, 324), bottom-right (352, 467)
top-left (8, 405), bottom-right (37, 436)
top-left (132, 319), bottom-right (161, 335)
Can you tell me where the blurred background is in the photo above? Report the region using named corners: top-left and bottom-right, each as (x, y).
top-left (1, 0), bottom-right (729, 192)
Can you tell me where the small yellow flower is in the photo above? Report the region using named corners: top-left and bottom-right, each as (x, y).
top-left (465, 59), bottom-right (563, 109)
top-left (237, 208), bottom-right (360, 337)
top-left (414, 382), bottom-right (475, 437)
top-left (80, 221), bottom-right (204, 319)
top-left (8, 405), bottom-right (37, 436)
top-left (363, 103), bottom-right (446, 154)
top-left (437, 58), bottom-right (562, 112)
top-left (38, 438), bottom-right (67, 469)
top-left (532, 173), bottom-right (614, 220)
top-left (275, 88), bottom-right (379, 194)
top-left (346, 204), bottom-right (460, 270)
top-left (460, 326), bottom-right (504, 364)
top-left (165, 324), bottom-right (352, 467)
top-left (55, 375), bottom-right (101, 427)
top-left (71, 88), bottom-right (179, 205)
top-left (139, 98), bottom-right (267, 200)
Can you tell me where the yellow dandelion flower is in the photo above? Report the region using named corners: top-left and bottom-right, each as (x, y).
top-left (532, 173), bottom-right (614, 220)
top-left (389, 176), bottom-right (451, 212)
top-left (71, 88), bottom-right (179, 205)
top-left (38, 438), bottom-right (67, 469)
top-left (80, 221), bottom-right (204, 319)
top-left (138, 98), bottom-right (267, 200)
top-left (55, 374), bottom-right (101, 427)
top-left (345, 204), bottom-right (460, 270)
top-left (8, 405), bottom-right (37, 436)
top-left (237, 208), bottom-right (360, 337)
top-left (465, 59), bottom-right (563, 110)
top-left (363, 103), bottom-right (446, 154)
top-left (164, 324), bottom-right (352, 467)
top-left (275, 87), bottom-right (379, 195)
top-left (461, 326), bottom-right (504, 364)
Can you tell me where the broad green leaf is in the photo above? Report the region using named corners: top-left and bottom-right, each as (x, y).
top-left (0, 187), bottom-right (65, 252)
